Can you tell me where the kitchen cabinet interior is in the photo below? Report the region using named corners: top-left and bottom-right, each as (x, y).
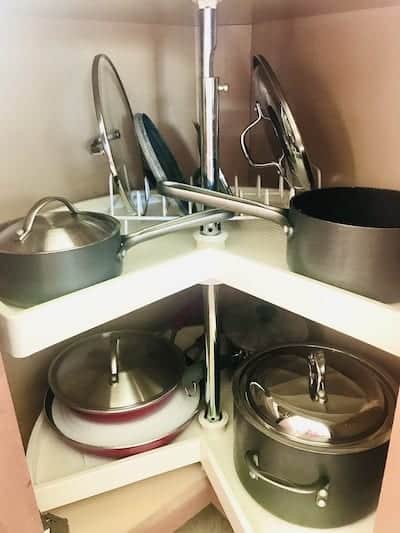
top-left (1, 0), bottom-right (400, 532)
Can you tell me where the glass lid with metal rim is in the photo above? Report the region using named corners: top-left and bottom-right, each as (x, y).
top-left (48, 331), bottom-right (185, 413)
top-left (241, 54), bottom-right (315, 191)
top-left (243, 345), bottom-right (396, 446)
top-left (91, 54), bottom-right (145, 214)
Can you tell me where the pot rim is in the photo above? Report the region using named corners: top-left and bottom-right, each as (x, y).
top-left (0, 211), bottom-right (121, 256)
top-left (290, 186), bottom-right (400, 231)
top-left (233, 343), bottom-right (397, 455)
top-left (48, 329), bottom-right (185, 415)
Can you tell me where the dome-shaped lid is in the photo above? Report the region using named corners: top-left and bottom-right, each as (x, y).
top-left (241, 345), bottom-right (395, 448)
top-left (0, 197), bottom-right (117, 254)
top-left (48, 330), bottom-right (185, 414)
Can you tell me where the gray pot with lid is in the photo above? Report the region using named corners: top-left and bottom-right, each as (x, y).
top-left (233, 344), bottom-right (397, 528)
top-left (0, 196), bottom-right (230, 307)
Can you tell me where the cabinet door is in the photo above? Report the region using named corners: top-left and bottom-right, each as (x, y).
top-left (375, 391), bottom-right (400, 533)
top-left (0, 353), bottom-right (42, 533)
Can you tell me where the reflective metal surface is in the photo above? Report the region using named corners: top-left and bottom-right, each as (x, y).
top-left (0, 197), bottom-right (118, 254)
top-left (48, 330), bottom-right (185, 414)
top-left (92, 54), bottom-right (143, 213)
top-left (159, 181), bottom-right (291, 230)
top-left (237, 345), bottom-right (396, 450)
top-left (203, 284), bottom-right (221, 422)
top-left (241, 55), bottom-right (314, 191)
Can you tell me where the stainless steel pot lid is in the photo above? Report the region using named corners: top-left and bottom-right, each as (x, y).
top-left (252, 54), bottom-right (314, 191)
top-left (242, 345), bottom-right (395, 446)
top-left (48, 330), bottom-right (185, 414)
top-left (92, 54), bottom-right (144, 213)
top-left (221, 301), bottom-right (308, 353)
top-left (0, 197), bottom-right (118, 254)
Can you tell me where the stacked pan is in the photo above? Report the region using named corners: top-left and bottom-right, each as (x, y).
top-left (45, 330), bottom-right (200, 458)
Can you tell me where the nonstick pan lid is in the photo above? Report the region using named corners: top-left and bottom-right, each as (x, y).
top-left (134, 113), bottom-right (189, 214)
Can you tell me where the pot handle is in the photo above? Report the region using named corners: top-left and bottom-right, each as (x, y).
top-left (121, 208), bottom-right (232, 252)
top-left (158, 181), bottom-right (293, 235)
top-left (17, 197), bottom-right (78, 241)
top-left (245, 451), bottom-right (330, 508)
top-left (240, 103), bottom-right (282, 172)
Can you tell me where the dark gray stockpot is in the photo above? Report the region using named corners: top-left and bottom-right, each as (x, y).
top-left (158, 182), bottom-right (400, 303)
top-left (0, 196), bottom-right (230, 307)
top-left (232, 345), bottom-right (397, 529)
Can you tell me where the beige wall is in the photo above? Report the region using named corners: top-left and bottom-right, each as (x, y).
top-left (251, 6), bottom-right (400, 189)
top-left (0, 15), bottom-right (198, 222)
top-left (215, 25), bottom-right (252, 182)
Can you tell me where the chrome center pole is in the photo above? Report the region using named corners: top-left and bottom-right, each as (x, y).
top-left (198, 3), bottom-right (223, 423)
top-left (203, 284), bottom-right (221, 422)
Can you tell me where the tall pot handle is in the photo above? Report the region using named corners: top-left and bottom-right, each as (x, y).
top-left (121, 208), bottom-right (232, 252)
top-left (18, 196), bottom-right (78, 241)
top-left (245, 451), bottom-right (330, 508)
top-left (240, 103), bottom-right (282, 172)
top-left (158, 181), bottom-right (293, 234)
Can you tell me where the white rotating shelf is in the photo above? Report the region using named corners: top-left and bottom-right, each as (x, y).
top-left (1, 197), bottom-right (400, 358)
top-left (28, 376), bottom-right (376, 533)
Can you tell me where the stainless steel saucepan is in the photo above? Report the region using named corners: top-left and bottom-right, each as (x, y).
top-left (0, 196), bottom-right (230, 307)
top-left (159, 182), bottom-right (400, 302)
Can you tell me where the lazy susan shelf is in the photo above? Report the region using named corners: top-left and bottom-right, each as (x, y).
top-left (0, 196), bottom-right (399, 359)
top-left (28, 376), bottom-right (376, 533)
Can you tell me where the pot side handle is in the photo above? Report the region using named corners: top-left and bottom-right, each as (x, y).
top-left (121, 208), bottom-right (232, 252)
top-left (245, 451), bottom-right (330, 508)
top-left (158, 181), bottom-right (293, 235)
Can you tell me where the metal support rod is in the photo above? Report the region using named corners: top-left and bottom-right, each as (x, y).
top-left (203, 284), bottom-right (221, 422)
top-left (199, 7), bottom-right (219, 193)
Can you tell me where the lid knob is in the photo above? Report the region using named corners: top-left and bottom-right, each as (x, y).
top-left (308, 350), bottom-right (328, 404)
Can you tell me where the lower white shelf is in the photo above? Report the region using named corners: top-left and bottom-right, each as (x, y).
top-left (27, 376), bottom-right (376, 533)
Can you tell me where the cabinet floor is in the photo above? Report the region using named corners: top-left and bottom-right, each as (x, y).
top-left (177, 505), bottom-right (233, 532)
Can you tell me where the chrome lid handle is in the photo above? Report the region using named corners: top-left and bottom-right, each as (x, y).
top-left (110, 337), bottom-right (120, 385)
top-left (308, 350), bottom-right (328, 403)
top-left (240, 103), bottom-right (282, 171)
top-left (246, 451), bottom-right (330, 508)
top-left (17, 197), bottom-right (78, 241)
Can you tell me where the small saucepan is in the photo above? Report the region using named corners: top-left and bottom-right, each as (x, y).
top-left (48, 330), bottom-right (202, 422)
top-left (159, 182), bottom-right (400, 302)
top-left (0, 196), bottom-right (230, 307)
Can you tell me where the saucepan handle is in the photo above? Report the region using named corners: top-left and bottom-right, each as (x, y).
top-left (240, 102), bottom-right (282, 172)
top-left (18, 196), bottom-right (78, 241)
top-left (121, 208), bottom-right (232, 252)
top-left (158, 181), bottom-right (292, 234)
top-left (245, 451), bottom-right (330, 508)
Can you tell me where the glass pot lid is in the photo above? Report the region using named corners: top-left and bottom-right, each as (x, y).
top-left (243, 345), bottom-right (394, 446)
top-left (48, 331), bottom-right (185, 413)
top-left (0, 197), bottom-right (117, 254)
top-left (91, 54), bottom-right (145, 213)
top-left (252, 54), bottom-right (314, 191)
